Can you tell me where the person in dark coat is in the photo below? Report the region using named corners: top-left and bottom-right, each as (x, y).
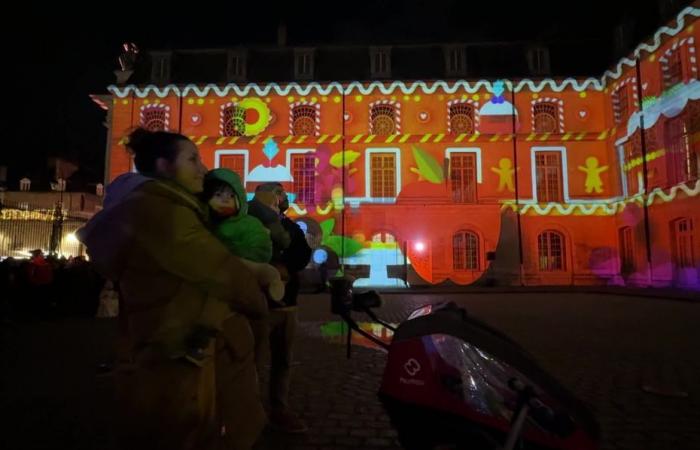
top-left (248, 182), bottom-right (311, 433)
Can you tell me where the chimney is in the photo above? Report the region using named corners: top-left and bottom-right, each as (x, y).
top-left (277, 23), bottom-right (287, 47)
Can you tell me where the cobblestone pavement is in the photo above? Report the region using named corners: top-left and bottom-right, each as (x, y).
top-left (2, 291), bottom-right (699, 450)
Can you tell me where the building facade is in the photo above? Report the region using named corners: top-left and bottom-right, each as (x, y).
top-left (96, 6), bottom-right (700, 290)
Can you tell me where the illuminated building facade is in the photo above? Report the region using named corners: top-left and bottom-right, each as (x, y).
top-left (95, 6), bottom-right (700, 290)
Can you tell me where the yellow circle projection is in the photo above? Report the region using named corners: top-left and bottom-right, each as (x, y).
top-left (239, 98), bottom-right (271, 136)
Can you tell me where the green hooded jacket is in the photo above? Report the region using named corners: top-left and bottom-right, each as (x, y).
top-left (206, 169), bottom-right (273, 263)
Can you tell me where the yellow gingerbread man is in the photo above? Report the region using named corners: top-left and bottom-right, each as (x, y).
top-left (491, 158), bottom-right (515, 192)
top-left (578, 157), bottom-right (608, 194)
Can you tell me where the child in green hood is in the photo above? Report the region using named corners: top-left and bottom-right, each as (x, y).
top-left (182, 168), bottom-right (284, 365)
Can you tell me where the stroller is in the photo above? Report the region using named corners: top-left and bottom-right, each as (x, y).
top-left (329, 277), bottom-right (600, 450)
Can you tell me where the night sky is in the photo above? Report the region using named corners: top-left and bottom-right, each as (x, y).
top-left (1, 0), bottom-right (681, 187)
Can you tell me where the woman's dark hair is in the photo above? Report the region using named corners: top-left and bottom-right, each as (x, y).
top-left (126, 128), bottom-right (191, 174)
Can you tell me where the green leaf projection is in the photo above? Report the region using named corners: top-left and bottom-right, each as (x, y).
top-left (319, 218), bottom-right (335, 238)
top-left (319, 218), bottom-right (362, 257)
top-left (323, 235), bottom-right (363, 257)
top-left (411, 145), bottom-right (444, 183)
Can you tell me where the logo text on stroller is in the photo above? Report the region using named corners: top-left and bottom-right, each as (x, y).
top-left (403, 358), bottom-right (421, 376)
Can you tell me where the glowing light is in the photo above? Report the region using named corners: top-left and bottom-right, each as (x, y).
top-left (354, 95), bottom-right (362, 102)
top-left (66, 233), bottom-right (79, 244)
top-left (197, 98), bottom-right (204, 105)
top-left (414, 242), bottom-right (425, 252)
top-left (313, 248), bottom-right (328, 264)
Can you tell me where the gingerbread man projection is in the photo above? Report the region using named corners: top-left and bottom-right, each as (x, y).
top-left (578, 157), bottom-right (608, 194)
top-left (491, 158), bottom-right (515, 192)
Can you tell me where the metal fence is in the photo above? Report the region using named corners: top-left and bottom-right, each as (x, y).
top-left (0, 203), bottom-right (88, 259)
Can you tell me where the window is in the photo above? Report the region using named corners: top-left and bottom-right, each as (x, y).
top-left (623, 130), bottom-right (658, 194)
top-left (445, 46), bottom-right (466, 76)
top-left (450, 153), bottom-right (476, 203)
top-left (666, 48), bottom-right (683, 88)
top-left (291, 104), bottom-right (318, 136)
top-left (227, 50), bottom-right (247, 81)
top-left (665, 115), bottom-right (698, 185)
top-left (140, 105), bottom-right (168, 131)
top-left (688, 100), bottom-right (700, 133)
top-left (624, 139), bottom-right (642, 195)
top-left (295, 49), bottom-right (314, 80)
top-left (370, 153), bottom-right (396, 197)
top-left (221, 104), bottom-right (245, 137)
top-left (151, 52), bottom-right (171, 83)
top-left (619, 227), bottom-right (635, 274)
top-left (291, 153), bottom-right (316, 204)
top-left (370, 103), bottom-right (398, 135)
top-left (370, 47), bottom-right (391, 78)
top-left (527, 46), bottom-right (550, 76)
top-left (615, 85), bottom-right (630, 124)
top-left (533, 102), bottom-right (559, 133)
top-left (671, 218), bottom-right (695, 268)
top-left (453, 230), bottom-right (479, 271)
top-left (538, 230), bottom-right (566, 271)
top-left (535, 151), bottom-right (563, 202)
top-left (449, 103), bottom-right (475, 135)
top-left (219, 154), bottom-right (246, 179)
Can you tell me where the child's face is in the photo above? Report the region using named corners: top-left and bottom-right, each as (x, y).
top-left (208, 186), bottom-right (239, 217)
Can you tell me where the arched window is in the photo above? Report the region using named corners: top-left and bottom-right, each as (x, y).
top-left (538, 230), bottom-right (566, 271)
top-left (613, 84), bottom-right (631, 124)
top-left (291, 104), bottom-right (318, 136)
top-left (370, 103), bottom-right (399, 135)
top-left (659, 37), bottom-right (697, 88)
top-left (449, 103), bottom-right (475, 135)
top-left (453, 230), bottom-right (480, 271)
top-left (533, 102), bottom-right (559, 133)
top-left (140, 105), bottom-right (169, 131)
top-left (220, 103), bottom-right (244, 137)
